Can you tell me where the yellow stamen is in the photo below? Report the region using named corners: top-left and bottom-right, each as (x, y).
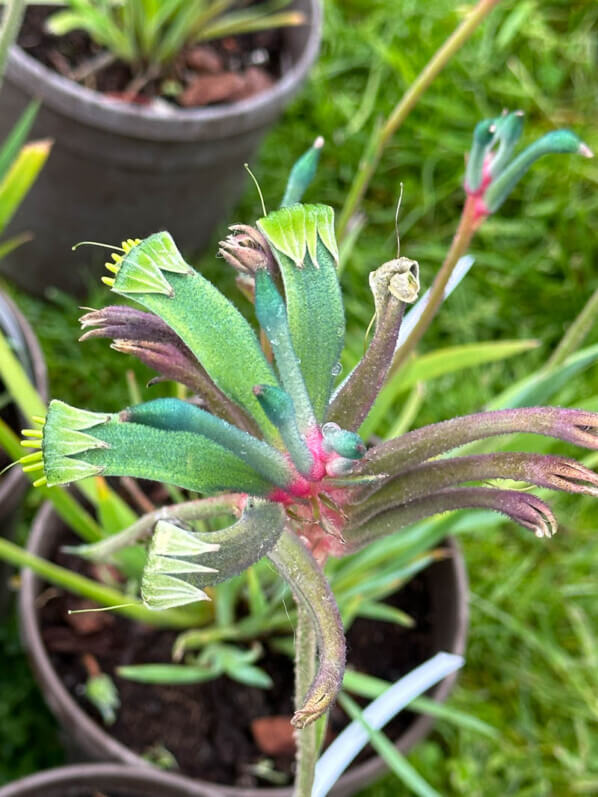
top-left (32, 416), bottom-right (46, 425)
top-left (22, 429), bottom-right (42, 438)
top-left (21, 440), bottom-right (42, 448)
top-left (22, 463), bottom-right (44, 473)
top-left (33, 476), bottom-right (47, 487)
top-left (105, 263), bottom-right (119, 274)
top-left (101, 276), bottom-right (115, 287)
top-left (111, 253), bottom-right (123, 263)
top-left (121, 238), bottom-right (141, 254)
top-left (20, 452), bottom-right (43, 464)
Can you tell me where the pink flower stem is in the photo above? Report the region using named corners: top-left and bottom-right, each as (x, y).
top-left (389, 194), bottom-right (484, 377)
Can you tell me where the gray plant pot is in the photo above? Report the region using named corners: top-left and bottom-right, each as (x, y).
top-left (19, 501), bottom-right (468, 796)
top-left (0, 292), bottom-right (47, 605)
top-left (0, 0), bottom-right (321, 296)
top-left (0, 763), bottom-right (219, 797)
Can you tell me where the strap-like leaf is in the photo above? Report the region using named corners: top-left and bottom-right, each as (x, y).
top-left (110, 232), bottom-right (280, 439)
top-left (258, 205), bottom-right (345, 421)
top-left (0, 139), bottom-right (52, 235)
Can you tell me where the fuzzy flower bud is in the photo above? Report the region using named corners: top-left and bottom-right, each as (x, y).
top-left (218, 225), bottom-right (277, 276)
top-left (465, 111), bottom-right (593, 221)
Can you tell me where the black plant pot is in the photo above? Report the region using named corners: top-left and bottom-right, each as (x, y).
top-left (18, 501), bottom-right (468, 796)
top-left (0, 0), bottom-right (321, 296)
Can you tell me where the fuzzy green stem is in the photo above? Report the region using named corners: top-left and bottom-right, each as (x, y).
top-left (0, 328), bottom-right (46, 420)
top-left (268, 529), bottom-right (346, 729)
top-left (327, 297), bottom-right (405, 431)
top-left (0, 0), bottom-right (24, 90)
top-left (66, 493), bottom-right (244, 561)
top-left (293, 604), bottom-right (319, 797)
top-left (0, 536), bottom-right (199, 628)
top-left (547, 286), bottom-right (598, 369)
top-left (337, 0), bottom-right (502, 239)
top-left (389, 195), bottom-right (479, 376)
top-left (0, 417), bottom-right (103, 542)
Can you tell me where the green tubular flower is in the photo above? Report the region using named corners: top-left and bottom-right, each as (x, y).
top-left (141, 499), bottom-right (286, 610)
top-left (464, 111), bottom-right (593, 220)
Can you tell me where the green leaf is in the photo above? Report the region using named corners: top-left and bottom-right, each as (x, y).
top-left (117, 663), bottom-right (219, 684)
top-left (342, 671), bottom-right (499, 739)
top-left (281, 136), bottom-right (323, 208)
top-left (0, 139), bottom-right (51, 235)
top-left (246, 565), bottom-right (269, 616)
top-left (231, 663), bottom-right (273, 689)
top-left (360, 339), bottom-right (539, 440)
top-left (111, 232), bottom-right (280, 440)
top-left (0, 231), bottom-right (31, 261)
top-left (486, 343), bottom-right (598, 410)
top-left (352, 599), bottom-right (415, 627)
top-left (198, 8), bottom-right (304, 42)
top-left (84, 673), bottom-right (120, 726)
top-left (258, 205), bottom-right (345, 421)
top-left (337, 692), bottom-right (442, 797)
top-left (0, 101), bottom-right (39, 183)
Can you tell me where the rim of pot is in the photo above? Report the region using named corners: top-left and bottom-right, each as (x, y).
top-left (0, 762), bottom-right (223, 797)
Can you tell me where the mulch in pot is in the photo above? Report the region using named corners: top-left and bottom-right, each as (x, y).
top-left (38, 534), bottom-right (438, 789)
top-left (18, 5), bottom-right (284, 107)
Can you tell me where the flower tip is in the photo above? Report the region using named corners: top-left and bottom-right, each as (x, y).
top-left (314, 135), bottom-right (324, 149)
top-left (579, 142), bottom-right (594, 159)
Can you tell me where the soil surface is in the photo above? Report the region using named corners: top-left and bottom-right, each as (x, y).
top-left (18, 5), bottom-right (285, 107)
top-left (38, 530), bottom-right (440, 788)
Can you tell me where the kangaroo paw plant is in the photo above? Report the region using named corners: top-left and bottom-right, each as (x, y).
top-left (20, 120), bottom-right (595, 792)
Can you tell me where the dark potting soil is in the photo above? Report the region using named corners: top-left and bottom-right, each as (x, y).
top-left (38, 531), bottom-right (439, 789)
top-left (17, 6), bottom-right (283, 107)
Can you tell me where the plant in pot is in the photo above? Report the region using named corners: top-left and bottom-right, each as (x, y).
top-left (0, 115), bottom-right (596, 794)
top-left (0, 0), bottom-right (321, 295)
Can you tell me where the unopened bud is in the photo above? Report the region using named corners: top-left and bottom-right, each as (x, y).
top-left (369, 257), bottom-right (420, 317)
top-left (218, 225), bottom-right (276, 275)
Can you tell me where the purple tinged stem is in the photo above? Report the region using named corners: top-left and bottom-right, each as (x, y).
top-left (350, 452), bottom-right (598, 525)
top-left (344, 487), bottom-right (557, 551)
top-left (267, 529), bottom-right (346, 729)
top-left (327, 297), bottom-right (405, 431)
top-left (358, 407), bottom-right (598, 476)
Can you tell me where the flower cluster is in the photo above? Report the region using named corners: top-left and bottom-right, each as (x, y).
top-left (21, 121), bottom-right (596, 731)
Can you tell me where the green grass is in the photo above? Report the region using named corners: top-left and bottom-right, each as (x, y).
top-left (1, 0), bottom-right (598, 792)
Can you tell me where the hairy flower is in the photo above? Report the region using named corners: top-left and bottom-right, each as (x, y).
top-left (464, 110), bottom-right (593, 223)
top-left (22, 127), bottom-right (596, 729)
